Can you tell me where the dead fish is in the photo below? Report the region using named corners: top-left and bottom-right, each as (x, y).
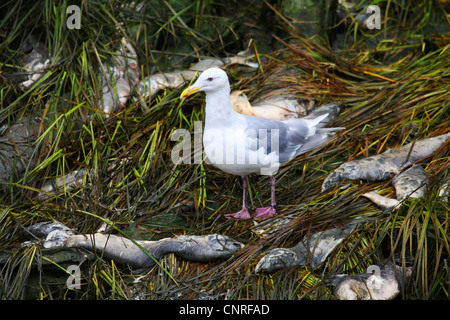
top-left (27, 221), bottom-right (72, 239)
top-left (255, 223), bottom-right (356, 273)
top-left (100, 37), bottom-right (140, 113)
top-left (361, 191), bottom-right (402, 211)
top-left (362, 165), bottom-right (428, 211)
top-left (137, 72), bottom-right (186, 99)
top-left (24, 220), bottom-right (244, 268)
top-left (66, 233), bottom-right (244, 269)
top-left (322, 132), bottom-right (450, 191)
top-left (251, 95), bottom-right (308, 120)
top-left (392, 165), bottom-right (428, 201)
top-left (229, 91), bottom-right (257, 116)
top-left (26, 221), bottom-right (74, 248)
top-left (19, 36), bottom-right (51, 91)
top-left (229, 91), bottom-right (309, 120)
top-left (35, 168), bottom-right (92, 200)
top-left (137, 51), bottom-right (258, 100)
top-left (325, 261), bottom-right (412, 300)
top-left (230, 90), bottom-right (342, 122)
top-left (43, 230), bottom-right (74, 248)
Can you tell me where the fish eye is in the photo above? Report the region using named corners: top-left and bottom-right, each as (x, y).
top-left (206, 77), bottom-right (213, 82)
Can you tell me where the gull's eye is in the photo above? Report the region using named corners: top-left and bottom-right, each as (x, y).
top-left (206, 77), bottom-right (213, 82)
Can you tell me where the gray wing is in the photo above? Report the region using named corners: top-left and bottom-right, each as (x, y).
top-left (242, 114), bottom-right (335, 163)
top-left (241, 114), bottom-right (304, 163)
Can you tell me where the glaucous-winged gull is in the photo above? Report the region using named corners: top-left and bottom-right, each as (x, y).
top-left (181, 68), bottom-right (343, 219)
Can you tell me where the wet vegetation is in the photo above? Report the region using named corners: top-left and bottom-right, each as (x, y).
top-left (0, 0), bottom-right (449, 299)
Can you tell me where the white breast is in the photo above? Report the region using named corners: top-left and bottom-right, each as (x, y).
top-left (203, 126), bottom-right (280, 176)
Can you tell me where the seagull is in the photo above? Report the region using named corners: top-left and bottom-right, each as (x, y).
top-left (180, 68), bottom-right (342, 219)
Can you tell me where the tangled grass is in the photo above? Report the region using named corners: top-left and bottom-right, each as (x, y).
top-left (0, 0), bottom-right (449, 299)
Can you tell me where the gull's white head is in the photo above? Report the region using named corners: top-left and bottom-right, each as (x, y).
top-left (181, 67), bottom-right (229, 98)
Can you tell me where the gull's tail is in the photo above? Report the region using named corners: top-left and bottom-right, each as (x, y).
top-left (288, 113), bottom-right (345, 156)
top-left (316, 127), bottom-right (346, 133)
top-left (295, 132), bottom-right (335, 155)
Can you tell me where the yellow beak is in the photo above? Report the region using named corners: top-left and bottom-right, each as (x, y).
top-left (180, 86), bottom-right (200, 99)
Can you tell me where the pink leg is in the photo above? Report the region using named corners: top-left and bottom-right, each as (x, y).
top-left (254, 176), bottom-right (277, 219)
top-left (225, 176), bottom-right (251, 219)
